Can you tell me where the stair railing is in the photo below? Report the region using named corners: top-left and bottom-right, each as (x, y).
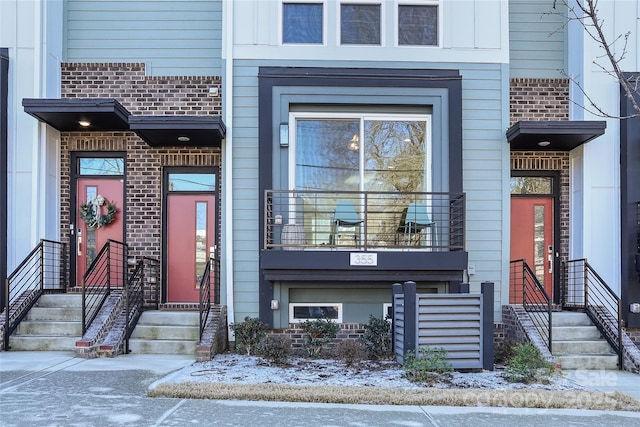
top-left (562, 258), bottom-right (623, 369)
top-left (509, 259), bottom-right (552, 351)
top-left (3, 240), bottom-right (68, 350)
top-left (82, 239), bottom-right (127, 334)
top-left (199, 256), bottom-right (221, 341)
top-left (123, 257), bottom-right (159, 353)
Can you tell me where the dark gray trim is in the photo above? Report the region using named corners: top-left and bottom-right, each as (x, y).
top-left (128, 115), bottom-right (226, 148)
top-left (257, 67), bottom-right (464, 325)
top-left (481, 282), bottom-right (495, 371)
top-left (23, 98), bottom-right (130, 131)
top-left (23, 97), bottom-right (226, 147)
top-left (0, 48), bottom-right (8, 310)
top-left (620, 74), bottom-right (640, 328)
top-left (507, 120), bottom-right (606, 151)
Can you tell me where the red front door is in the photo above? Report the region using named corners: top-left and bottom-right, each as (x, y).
top-left (76, 178), bottom-right (124, 285)
top-left (167, 194), bottom-right (216, 302)
top-left (510, 197), bottom-right (554, 300)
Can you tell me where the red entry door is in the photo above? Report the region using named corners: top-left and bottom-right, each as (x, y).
top-left (510, 197), bottom-right (554, 300)
top-left (76, 178), bottom-right (124, 285)
top-left (167, 194), bottom-right (216, 302)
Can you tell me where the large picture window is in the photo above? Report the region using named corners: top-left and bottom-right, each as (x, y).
top-left (290, 113), bottom-right (431, 193)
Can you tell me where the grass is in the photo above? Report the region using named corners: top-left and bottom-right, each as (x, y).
top-left (148, 382), bottom-right (640, 411)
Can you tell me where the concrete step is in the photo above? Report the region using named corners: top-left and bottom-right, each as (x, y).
top-left (26, 307), bottom-right (82, 321)
top-left (137, 310), bottom-right (199, 326)
top-left (127, 339), bottom-right (197, 355)
top-left (130, 325), bottom-right (200, 340)
top-left (7, 335), bottom-right (80, 351)
top-left (16, 320), bottom-right (82, 336)
top-left (555, 354), bottom-right (619, 370)
top-left (36, 294), bottom-right (83, 308)
top-left (552, 339), bottom-right (615, 355)
top-left (552, 325), bottom-right (603, 341)
top-left (552, 312), bottom-right (593, 327)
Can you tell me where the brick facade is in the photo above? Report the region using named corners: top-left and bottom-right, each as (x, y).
top-left (60, 63), bottom-right (222, 304)
top-left (509, 78), bottom-right (571, 282)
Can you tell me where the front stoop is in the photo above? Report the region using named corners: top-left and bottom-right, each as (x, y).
top-left (552, 312), bottom-right (619, 370)
top-left (8, 294), bottom-right (82, 351)
top-left (127, 311), bottom-right (199, 355)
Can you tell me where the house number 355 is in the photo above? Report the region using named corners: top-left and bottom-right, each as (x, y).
top-left (350, 253), bottom-right (378, 266)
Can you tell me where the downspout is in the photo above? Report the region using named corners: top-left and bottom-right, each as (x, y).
top-left (222, 0), bottom-right (235, 333)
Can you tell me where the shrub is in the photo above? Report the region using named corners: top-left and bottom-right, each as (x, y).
top-left (300, 318), bottom-right (340, 357)
top-left (256, 335), bottom-right (292, 366)
top-left (360, 315), bottom-right (391, 360)
top-left (494, 339), bottom-right (518, 365)
top-left (503, 342), bottom-right (555, 384)
top-left (403, 347), bottom-right (453, 383)
top-left (332, 339), bottom-right (368, 367)
top-left (229, 316), bottom-right (267, 356)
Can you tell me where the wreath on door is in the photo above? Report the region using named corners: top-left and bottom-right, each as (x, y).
top-left (80, 195), bottom-right (117, 229)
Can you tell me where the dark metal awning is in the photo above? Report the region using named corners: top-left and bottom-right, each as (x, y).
top-left (22, 97), bottom-right (226, 147)
top-left (128, 115), bottom-right (226, 147)
top-left (22, 98), bottom-right (130, 131)
top-left (506, 120), bottom-right (606, 151)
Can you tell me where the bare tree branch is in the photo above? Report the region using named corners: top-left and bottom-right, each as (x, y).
top-left (549, 0), bottom-right (640, 118)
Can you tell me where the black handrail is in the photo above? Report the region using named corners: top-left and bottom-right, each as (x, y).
top-left (199, 256), bottom-right (221, 341)
top-left (124, 257), bottom-right (159, 353)
top-left (562, 258), bottom-right (623, 369)
top-left (509, 259), bottom-right (552, 351)
top-left (82, 239), bottom-right (127, 334)
top-left (4, 240), bottom-right (68, 350)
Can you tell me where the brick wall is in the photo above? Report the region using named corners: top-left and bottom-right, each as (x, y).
top-left (510, 78), bottom-right (569, 125)
top-left (60, 63), bottom-right (222, 305)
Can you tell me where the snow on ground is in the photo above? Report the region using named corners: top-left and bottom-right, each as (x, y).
top-left (161, 353), bottom-right (587, 391)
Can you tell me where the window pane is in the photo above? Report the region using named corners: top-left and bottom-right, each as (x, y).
top-left (283, 3), bottom-right (323, 44)
top-left (341, 4), bottom-right (381, 45)
top-left (79, 158), bottom-right (124, 175)
top-left (195, 202), bottom-right (207, 288)
top-left (398, 5), bottom-right (438, 46)
top-left (295, 119), bottom-right (360, 192)
top-left (169, 173), bottom-right (216, 192)
top-left (510, 177), bottom-right (552, 195)
top-left (364, 120), bottom-right (426, 193)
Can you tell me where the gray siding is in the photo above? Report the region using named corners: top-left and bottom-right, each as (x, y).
top-left (231, 60), bottom-right (509, 321)
top-left (509, 0), bottom-right (567, 78)
top-left (65, 0), bottom-right (222, 76)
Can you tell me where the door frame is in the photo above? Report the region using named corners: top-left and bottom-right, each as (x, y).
top-left (162, 166), bottom-right (220, 304)
top-left (69, 151), bottom-right (127, 288)
top-left (510, 171), bottom-right (561, 304)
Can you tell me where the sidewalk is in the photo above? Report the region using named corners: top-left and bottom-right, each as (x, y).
top-left (1, 351), bottom-right (640, 427)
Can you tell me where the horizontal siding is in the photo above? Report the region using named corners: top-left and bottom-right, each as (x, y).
top-left (65, 0), bottom-right (222, 76)
top-left (231, 59), bottom-right (508, 320)
top-left (509, 0), bottom-right (566, 78)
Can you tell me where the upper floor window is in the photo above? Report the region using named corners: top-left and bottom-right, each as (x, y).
top-left (398, 3), bottom-right (438, 46)
top-left (283, 2), bottom-right (324, 44)
top-left (340, 3), bottom-right (381, 45)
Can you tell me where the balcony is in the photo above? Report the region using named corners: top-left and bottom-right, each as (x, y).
top-left (261, 190), bottom-right (467, 283)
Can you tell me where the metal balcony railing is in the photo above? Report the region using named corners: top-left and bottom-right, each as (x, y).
top-left (264, 190), bottom-right (465, 251)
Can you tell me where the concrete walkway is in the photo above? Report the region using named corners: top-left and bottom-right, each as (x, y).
top-left (1, 351), bottom-right (640, 427)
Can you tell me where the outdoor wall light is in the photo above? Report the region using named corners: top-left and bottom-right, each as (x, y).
top-left (270, 299), bottom-right (280, 310)
top-left (279, 124), bottom-right (289, 147)
top-left (630, 303), bottom-right (640, 314)
top-left (127, 257), bottom-right (137, 266)
top-left (274, 214), bottom-right (283, 225)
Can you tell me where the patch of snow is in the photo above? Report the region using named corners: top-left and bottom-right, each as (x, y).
top-left (161, 353), bottom-right (587, 391)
